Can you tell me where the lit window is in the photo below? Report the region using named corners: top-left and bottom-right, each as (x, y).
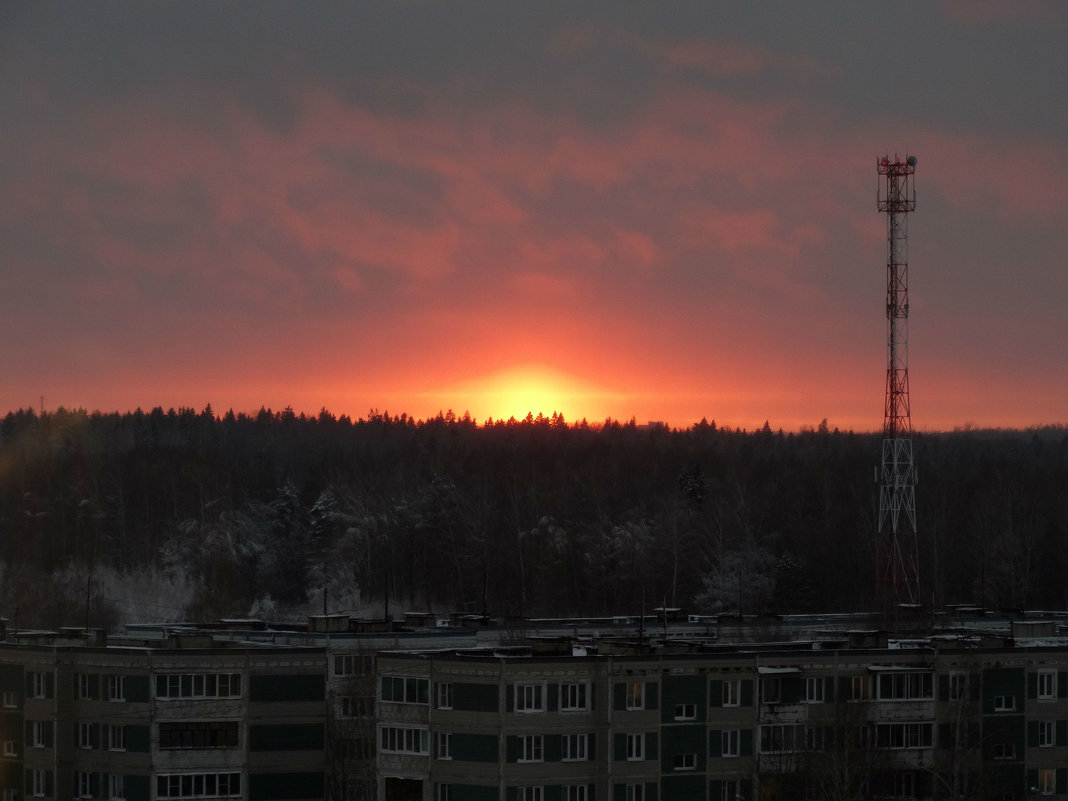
top-left (625, 682), bottom-right (644, 710)
top-left (1039, 768), bottom-right (1056, 796)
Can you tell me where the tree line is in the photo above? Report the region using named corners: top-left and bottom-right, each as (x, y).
top-left (0, 406), bottom-right (1065, 629)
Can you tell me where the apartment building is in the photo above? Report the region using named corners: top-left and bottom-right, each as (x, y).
top-left (0, 629), bottom-right (327, 801)
top-left (375, 634), bottom-right (1068, 801)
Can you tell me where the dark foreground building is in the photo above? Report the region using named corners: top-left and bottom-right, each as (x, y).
top-left (0, 627), bottom-right (327, 801)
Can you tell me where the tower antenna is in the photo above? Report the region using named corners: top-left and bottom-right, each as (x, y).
top-left (876, 154), bottom-right (920, 611)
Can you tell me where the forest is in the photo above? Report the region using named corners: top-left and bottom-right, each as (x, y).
top-left (0, 406), bottom-right (1065, 630)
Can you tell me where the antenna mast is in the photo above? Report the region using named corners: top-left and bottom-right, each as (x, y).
top-left (876, 154), bottom-right (920, 610)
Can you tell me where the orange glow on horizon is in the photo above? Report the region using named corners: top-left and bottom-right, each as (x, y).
top-left (433, 364), bottom-right (625, 424)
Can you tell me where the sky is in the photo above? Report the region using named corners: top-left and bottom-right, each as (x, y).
top-left (1, 1), bottom-right (1065, 432)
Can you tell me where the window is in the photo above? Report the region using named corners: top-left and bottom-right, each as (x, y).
top-left (851, 675), bottom-right (869, 701)
top-left (3, 789), bottom-right (16, 801)
top-left (106, 675), bottom-right (125, 702)
top-left (29, 770), bottom-right (51, 798)
top-left (518, 734), bottom-right (543, 762)
top-left (760, 677), bottom-right (781, 704)
top-left (334, 653), bottom-right (373, 677)
top-left (561, 681), bottom-right (589, 711)
top-left (435, 682), bottom-right (453, 710)
top-left (381, 675), bottom-right (429, 705)
top-left (77, 722), bottom-right (95, 749)
top-left (518, 789), bottom-right (543, 801)
top-left (624, 785), bottom-right (644, 801)
top-left (875, 671), bottom-right (933, 701)
top-left (435, 732), bottom-right (451, 759)
top-left (339, 695), bottom-right (373, 718)
top-left (76, 772), bottom-right (93, 799)
top-left (805, 725), bottom-right (829, 751)
top-left (673, 752), bottom-right (696, 770)
top-left (155, 673), bottom-right (242, 700)
top-left (874, 722), bottom-right (933, 749)
top-left (722, 729), bottom-right (741, 757)
top-left (564, 786), bottom-right (588, 801)
top-left (625, 681), bottom-right (644, 710)
top-left (948, 671), bottom-right (968, 701)
top-left (2, 740), bottom-right (14, 757)
top-left (720, 780), bottom-right (742, 801)
top-left (805, 677), bottom-right (825, 703)
top-left (562, 733), bottom-right (588, 761)
top-left (76, 673), bottom-right (93, 700)
top-left (156, 773), bottom-right (241, 799)
top-left (1038, 768), bottom-right (1056, 796)
top-left (626, 732), bottom-right (644, 760)
top-left (30, 672), bottom-right (52, 699)
top-left (435, 786), bottom-right (450, 801)
top-left (722, 679), bottom-right (740, 707)
top-left (108, 723), bottom-right (126, 751)
top-left (1038, 670), bottom-right (1057, 700)
top-left (29, 721), bottom-right (51, 749)
top-left (674, 703), bottom-right (696, 720)
top-left (1039, 721), bottom-right (1056, 747)
top-left (109, 775), bottom-right (126, 801)
top-left (380, 726), bottom-right (429, 755)
top-left (761, 724), bottom-right (802, 754)
top-left (994, 695), bottom-right (1016, 712)
top-left (1, 691), bottom-right (15, 708)
top-left (159, 721), bottom-right (239, 750)
top-left (892, 772), bottom-right (916, 799)
top-left (993, 741), bottom-right (1016, 760)
top-left (515, 683), bottom-right (545, 713)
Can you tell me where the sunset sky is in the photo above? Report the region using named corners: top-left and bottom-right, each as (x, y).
top-left (1, 2), bottom-right (1065, 431)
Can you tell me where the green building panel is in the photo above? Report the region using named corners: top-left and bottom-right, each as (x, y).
top-left (983, 667), bottom-right (1025, 714)
top-left (451, 732), bottom-right (499, 762)
top-left (249, 674), bottom-right (325, 702)
top-left (661, 774), bottom-right (705, 800)
top-left (660, 724), bottom-right (707, 773)
top-left (453, 681), bottom-right (499, 712)
top-left (661, 675), bottom-right (707, 724)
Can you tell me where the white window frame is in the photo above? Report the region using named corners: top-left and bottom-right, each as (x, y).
top-left (1038, 670), bottom-right (1057, 701)
top-left (673, 752), bottom-right (696, 771)
top-left (994, 694), bottom-right (1016, 712)
top-left (155, 772), bottom-right (242, 799)
top-left (1039, 720), bottom-right (1056, 748)
top-left (77, 673), bottom-right (93, 700)
top-left (560, 681), bottom-right (589, 712)
top-left (562, 733), bottom-right (588, 761)
top-left (722, 729), bottom-right (740, 757)
top-left (722, 679), bottom-right (740, 707)
top-left (106, 675), bottom-right (125, 702)
top-left (77, 722), bottom-right (95, 749)
top-left (435, 785), bottom-right (450, 801)
top-left (1, 740), bottom-right (15, 757)
top-left (109, 775), bottom-right (126, 801)
top-left (563, 786), bottom-right (588, 801)
top-left (720, 780), bottom-right (742, 801)
top-left (379, 726), bottom-right (429, 755)
top-left (108, 723), bottom-right (126, 751)
top-left (1, 690), bottom-right (15, 708)
top-left (518, 788), bottom-right (543, 801)
top-left (674, 703), bottom-right (696, 720)
top-left (1039, 768), bottom-right (1056, 796)
top-left (435, 731), bottom-right (451, 760)
top-left (624, 784), bottom-right (645, 801)
top-left (625, 681), bottom-right (644, 711)
top-left (515, 682), bottom-right (545, 713)
top-left (30, 672), bottom-right (50, 699)
top-left (517, 734), bottom-right (544, 763)
top-left (30, 770), bottom-right (49, 798)
top-left (992, 741), bottom-right (1015, 760)
top-left (805, 677), bottom-right (825, 703)
top-left (948, 671), bottom-right (967, 701)
top-left (874, 671), bottom-right (933, 701)
top-left (76, 772), bottom-right (93, 799)
top-left (3, 788), bottom-right (17, 801)
top-left (29, 721), bottom-right (47, 749)
top-left (435, 682), bottom-right (453, 710)
top-left (625, 732), bottom-right (644, 761)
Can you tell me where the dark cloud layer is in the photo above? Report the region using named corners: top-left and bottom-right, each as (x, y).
top-left (0, 1), bottom-right (1065, 428)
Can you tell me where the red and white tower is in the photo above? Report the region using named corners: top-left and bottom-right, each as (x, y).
top-left (876, 154), bottom-right (920, 610)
